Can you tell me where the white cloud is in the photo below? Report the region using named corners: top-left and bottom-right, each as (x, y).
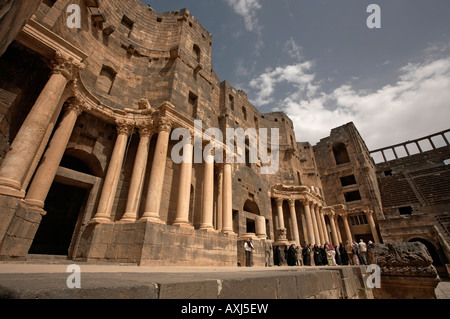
top-left (225, 0), bottom-right (262, 32)
top-left (248, 39), bottom-right (317, 106)
top-left (247, 40), bottom-right (450, 150)
top-left (225, 0), bottom-right (264, 52)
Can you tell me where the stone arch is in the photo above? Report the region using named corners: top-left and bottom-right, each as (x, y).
top-left (63, 148), bottom-right (104, 177)
top-left (332, 142), bottom-right (350, 165)
top-left (96, 65), bottom-right (116, 95)
top-left (193, 44), bottom-right (201, 63)
top-left (408, 237), bottom-right (447, 267)
top-left (243, 199), bottom-right (260, 215)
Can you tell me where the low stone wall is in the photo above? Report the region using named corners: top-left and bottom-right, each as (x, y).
top-left (0, 197), bottom-right (41, 259)
top-left (75, 222), bottom-right (237, 266)
top-left (0, 265), bottom-right (374, 299)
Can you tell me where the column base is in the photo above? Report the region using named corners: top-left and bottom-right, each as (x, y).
top-left (221, 228), bottom-right (235, 235)
top-left (0, 184), bottom-right (25, 199)
top-left (21, 199), bottom-right (46, 216)
top-left (117, 218), bottom-right (137, 224)
top-left (139, 217), bottom-right (166, 225)
top-left (89, 217), bottom-right (113, 225)
top-left (199, 224), bottom-right (215, 232)
top-left (173, 222), bottom-right (194, 229)
top-left (118, 212), bottom-right (137, 223)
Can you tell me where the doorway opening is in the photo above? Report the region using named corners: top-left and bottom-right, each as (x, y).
top-left (28, 182), bottom-right (88, 256)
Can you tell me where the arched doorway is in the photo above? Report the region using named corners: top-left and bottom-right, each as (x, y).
top-left (408, 238), bottom-right (446, 268)
top-left (28, 152), bottom-right (101, 257)
top-left (243, 199), bottom-right (260, 234)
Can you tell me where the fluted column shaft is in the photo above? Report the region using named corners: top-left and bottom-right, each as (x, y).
top-left (275, 198), bottom-right (285, 229)
top-left (141, 119), bottom-right (172, 223)
top-left (328, 213), bottom-right (339, 246)
top-left (320, 208), bottom-right (330, 243)
top-left (288, 199), bottom-right (300, 246)
top-left (91, 124), bottom-right (132, 223)
top-left (314, 204), bottom-right (325, 246)
top-left (215, 165), bottom-right (223, 231)
top-left (24, 100), bottom-right (83, 213)
top-left (221, 163), bottom-right (233, 234)
top-left (173, 141), bottom-right (194, 228)
top-left (342, 214), bottom-right (353, 243)
top-left (200, 152), bottom-right (215, 231)
top-left (120, 127), bottom-right (152, 222)
top-left (366, 211), bottom-right (381, 243)
top-left (302, 200), bottom-right (315, 245)
top-left (0, 54), bottom-right (80, 198)
top-left (310, 203), bottom-right (320, 245)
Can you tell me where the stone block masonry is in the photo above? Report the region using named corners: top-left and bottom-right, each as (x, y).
top-left (0, 264), bottom-right (373, 299)
top-left (76, 222), bottom-right (237, 266)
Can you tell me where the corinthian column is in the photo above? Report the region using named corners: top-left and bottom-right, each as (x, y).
top-left (91, 123), bottom-right (133, 223)
top-left (200, 151), bottom-right (215, 231)
top-left (365, 210), bottom-right (381, 243)
top-left (0, 53), bottom-right (82, 198)
top-left (314, 203), bottom-right (325, 246)
top-left (288, 199), bottom-right (300, 246)
top-left (173, 136), bottom-right (194, 228)
top-left (221, 163), bottom-right (233, 234)
top-left (300, 198), bottom-right (315, 245)
top-left (141, 118), bottom-right (172, 224)
top-left (328, 210), bottom-right (339, 246)
top-left (310, 202), bottom-right (321, 245)
top-left (23, 98), bottom-right (84, 213)
top-left (342, 213), bottom-right (353, 243)
top-left (120, 126), bottom-right (153, 223)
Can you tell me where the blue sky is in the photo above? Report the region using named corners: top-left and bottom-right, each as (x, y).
top-left (143, 0), bottom-right (450, 150)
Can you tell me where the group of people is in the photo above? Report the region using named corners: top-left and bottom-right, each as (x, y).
top-left (270, 239), bottom-right (371, 267)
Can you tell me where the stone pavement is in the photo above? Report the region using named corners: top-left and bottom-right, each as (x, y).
top-left (435, 281), bottom-right (450, 299)
top-left (0, 259), bottom-right (448, 299)
top-left (0, 259), bottom-right (374, 299)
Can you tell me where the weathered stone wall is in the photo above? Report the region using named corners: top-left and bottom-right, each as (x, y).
top-left (75, 222), bottom-right (237, 266)
top-left (0, 0), bottom-right (42, 56)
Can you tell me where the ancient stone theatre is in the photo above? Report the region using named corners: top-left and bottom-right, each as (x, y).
top-left (0, 0), bottom-right (448, 274)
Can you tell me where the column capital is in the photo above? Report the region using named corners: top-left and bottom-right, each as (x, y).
top-left (50, 52), bottom-right (84, 82)
top-left (116, 122), bottom-right (134, 136)
top-left (288, 198), bottom-right (296, 208)
top-left (275, 197), bottom-right (284, 207)
top-left (65, 97), bottom-right (84, 116)
top-left (364, 210), bottom-right (374, 217)
top-left (298, 197), bottom-right (311, 206)
top-left (137, 125), bottom-right (154, 138)
top-left (154, 117), bottom-right (173, 133)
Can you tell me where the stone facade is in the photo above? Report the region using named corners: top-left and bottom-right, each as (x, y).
top-left (0, 0), bottom-right (448, 272)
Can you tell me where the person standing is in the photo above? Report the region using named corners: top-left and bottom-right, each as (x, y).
top-left (327, 243), bottom-right (337, 266)
top-left (287, 244), bottom-right (297, 266)
top-left (358, 239), bottom-right (368, 265)
top-left (244, 238), bottom-right (254, 267)
top-left (302, 244), bottom-right (311, 266)
top-left (345, 240), bottom-right (354, 265)
top-left (264, 237), bottom-right (273, 267)
top-left (313, 244), bottom-right (323, 266)
top-left (352, 241), bottom-right (360, 265)
top-left (273, 245), bottom-right (282, 266)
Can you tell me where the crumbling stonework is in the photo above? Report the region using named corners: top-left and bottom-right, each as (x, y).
top-left (368, 242), bottom-right (440, 299)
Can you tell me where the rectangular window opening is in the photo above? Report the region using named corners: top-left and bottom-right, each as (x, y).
top-left (399, 206), bottom-right (413, 216)
top-left (344, 190), bottom-right (362, 202)
top-left (340, 175), bottom-right (357, 187)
